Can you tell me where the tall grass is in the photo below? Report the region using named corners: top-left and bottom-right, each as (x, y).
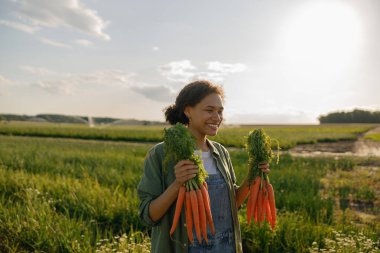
top-left (0, 167), bottom-right (142, 252)
top-left (0, 135), bottom-right (147, 190)
top-left (0, 131), bottom-right (379, 252)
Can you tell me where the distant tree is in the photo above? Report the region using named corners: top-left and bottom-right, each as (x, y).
top-left (0, 114), bottom-right (31, 121)
top-left (319, 109), bottom-right (380, 123)
top-left (36, 114), bottom-right (87, 124)
top-left (93, 117), bottom-right (119, 124)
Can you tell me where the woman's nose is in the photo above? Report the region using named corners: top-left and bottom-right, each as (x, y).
top-left (212, 111), bottom-right (222, 121)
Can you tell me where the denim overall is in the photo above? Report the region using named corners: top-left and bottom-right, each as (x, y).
top-left (188, 169), bottom-right (236, 253)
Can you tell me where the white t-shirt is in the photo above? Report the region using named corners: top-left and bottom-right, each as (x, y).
top-left (201, 150), bottom-right (218, 175)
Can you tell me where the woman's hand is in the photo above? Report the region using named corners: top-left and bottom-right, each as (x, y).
top-left (148, 160), bottom-right (198, 222)
top-left (236, 162), bottom-right (269, 208)
top-left (258, 162), bottom-right (270, 173)
top-left (174, 160), bottom-right (198, 186)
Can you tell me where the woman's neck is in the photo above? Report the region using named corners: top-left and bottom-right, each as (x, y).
top-left (187, 125), bottom-right (209, 152)
top-left (196, 139), bottom-right (209, 152)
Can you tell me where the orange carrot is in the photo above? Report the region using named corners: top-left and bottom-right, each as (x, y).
top-left (266, 181), bottom-right (276, 230)
top-left (260, 188), bottom-right (267, 224)
top-left (249, 176), bottom-right (261, 221)
top-left (236, 185), bottom-right (249, 209)
top-left (170, 185), bottom-right (186, 235)
top-left (202, 182), bottom-right (210, 204)
top-left (245, 128), bottom-right (280, 229)
top-left (246, 185), bottom-right (253, 224)
top-left (190, 190), bottom-right (202, 243)
top-left (196, 189), bottom-right (208, 244)
top-left (203, 181), bottom-right (208, 191)
top-left (257, 187), bottom-right (264, 226)
top-left (265, 193), bottom-right (272, 226)
top-left (254, 199), bottom-right (258, 223)
top-left (185, 192), bottom-right (194, 244)
top-left (200, 184), bottom-right (215, 235)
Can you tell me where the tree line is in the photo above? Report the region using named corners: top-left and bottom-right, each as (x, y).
top-left (0, 114), bottom-right (165, 125)
top-left (319, 109), bottom-right (380, 124)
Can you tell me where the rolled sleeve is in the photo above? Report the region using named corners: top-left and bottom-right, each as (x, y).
top-left (139, 192), bottom-right (159, 227)
top-left (137, 144), bottom-right (164, 227)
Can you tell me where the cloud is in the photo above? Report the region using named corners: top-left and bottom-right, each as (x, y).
top-left (0, 75), bottom-right (13, 86)
top-left (34, 80), bottom-right (75, 95)
top-left (19, 65), bottom-right (61, 76)
top-left (159, 60), bottom-right (196, 83)
top-left (27, 68), bottom-right (136, 95)
top-left (19, 66), bottom-right (134, 87)
top-left (76, 70), bottom-right (135, 87)
top-left (206, 61), bottom-right (247, 73)
top-left (192, 71), bottom-right (226, 83)
top-left (152, 46), bottom-right (159, 51)
top-left (39, 37), bottom-right (72, 49)
top-left (0, 75), bottom-right (14, 96)
top-left (0, 19), bottom-right (39, 33)
top-left (2, 0), bottom-right (110, 41)
top-left (21, 65), bottom-right (176, 103)
top-left (131, 84), bottom-right (177, 102)
top-left (74, 39), bottom-right (93, 47)
top-left (159, 60), bottom-right (247, 83)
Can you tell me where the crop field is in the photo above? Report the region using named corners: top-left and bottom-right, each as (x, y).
top-left (0, 121), bottom-right (379, 252)
top-left (366, 133), bottom-right (380, 142)
top-left (0, 121), bottom-right (375, 149)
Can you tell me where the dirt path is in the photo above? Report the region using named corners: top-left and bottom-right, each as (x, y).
top-left (353, 126), bottom-right (380, 156)
top-left (288, 126), bottom-right (380, 158)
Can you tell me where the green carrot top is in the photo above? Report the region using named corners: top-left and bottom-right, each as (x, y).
top-left (163, 122), bottom-right (208, 186)
top-left (245, 128), bottom-right (280, 181)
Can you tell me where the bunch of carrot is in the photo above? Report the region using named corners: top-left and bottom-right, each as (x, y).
top-left (244, 128), bottom-right (279, 230)
top-left (163, 123), bottom-right (215, 245)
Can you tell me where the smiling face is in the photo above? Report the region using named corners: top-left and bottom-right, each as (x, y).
top-left (184, 92), bottom-right (224, 140)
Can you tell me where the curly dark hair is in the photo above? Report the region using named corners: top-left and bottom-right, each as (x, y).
top-left (163, 80), bottom-right (225, 125)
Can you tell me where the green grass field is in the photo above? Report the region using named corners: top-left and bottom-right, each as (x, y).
top-left (0, 122), bottom-right (379, 252)
top-left (0, 121), bottom-right (376, 149)
top-left (365, 133), bottom-right (380, 142)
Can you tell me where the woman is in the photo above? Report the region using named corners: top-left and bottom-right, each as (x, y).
top-left (137, 80), bottom-right (269, 253)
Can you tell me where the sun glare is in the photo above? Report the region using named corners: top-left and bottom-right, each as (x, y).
top-left (280, 1), bottom-right (362, 73)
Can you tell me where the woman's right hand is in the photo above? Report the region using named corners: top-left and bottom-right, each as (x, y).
top-left (148, 160), bottom-right (198, 222)
top-left (174, 160), bottom-right (199, 186)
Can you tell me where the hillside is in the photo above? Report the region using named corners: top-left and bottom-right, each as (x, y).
top-left (0, 113), bottom-right (165, 126)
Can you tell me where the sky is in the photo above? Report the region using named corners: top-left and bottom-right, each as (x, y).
top-left (0, 0), bottom-right (379, 124)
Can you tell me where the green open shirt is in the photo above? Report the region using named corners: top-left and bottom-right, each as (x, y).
top-left (137, 138), bottom-right (243, 253)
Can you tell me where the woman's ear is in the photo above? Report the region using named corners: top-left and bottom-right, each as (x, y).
top-left (184, 106), bottom-right (190, 118)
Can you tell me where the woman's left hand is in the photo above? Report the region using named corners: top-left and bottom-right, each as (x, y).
top-left (258, 162), bottom-right (270, 174)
